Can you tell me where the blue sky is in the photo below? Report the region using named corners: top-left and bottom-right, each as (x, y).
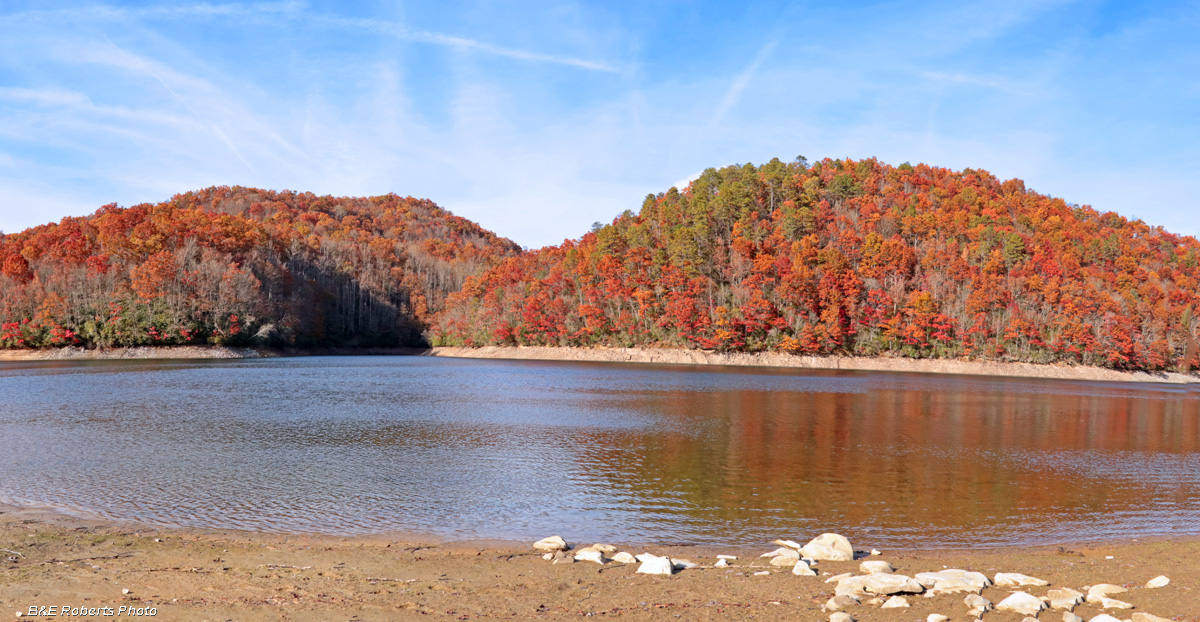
top-left (0, 1), bottom-right (1197, 248)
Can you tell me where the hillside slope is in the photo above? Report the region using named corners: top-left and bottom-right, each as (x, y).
top-left (0, 187), bottom-right (520, 348)
top-left (435, 157), bottom-right (1200, 371)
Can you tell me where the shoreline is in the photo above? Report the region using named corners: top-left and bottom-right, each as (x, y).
top-left (3, 343), bottom-right (1197, 384)
top-left (429, 345), bottom-right (1200, 385)
top-left (2, 502), bottom-right (1197, 621)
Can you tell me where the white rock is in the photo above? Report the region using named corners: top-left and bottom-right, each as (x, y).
top-left (1131, 613), bottom-right (1173, 622)
top-left (1046, 587), bottom-right (1084, 610)
top-left (671, 558), bottom-right (698, 570)
top-left (829, 613), bottom-right (855, 622)
top-left (590, 543), bottom-right (618, 555)
top-left (761, 547), bottom-right (800, 559)
top-left (122, 588), bottom-right (132, 595)
top-left (714, 558), bottom-right (728, 568)
top-left (1098, 597), bottom-right (1133, 610)
top-left (550, 551), bottom-right (574, 564)
top-left (716, 555), bottom-right (738, 560)
top-left (635, 554), bottom-right (674, 576)
top-left (996, 591), bottom-right (1047, 615)
top-left (1087, 583), bottom-right (1128, 602)
top-left (823, 595), bottom-right (859, 611)
top-left (542, 552), bottom-right (553, 560)
top-left (879, 596), bottom-right (909, 608)
top-left (825, 572), bottom-right (853, 584)
top-left (1087, 616), bottom-right (1124, 622)
top-left (833, 576), bottom-right (870, 598)
top-left (533, 535), bottom-right (569, 552)
top-left (994, 572), bottom-right (1050, 587)
top-left (792, 560), bottom-right (817, 576)
top-left (964, 594), bottom-right (992, 614)
top-left (1062, 612), bottom-right (1083, 622)
top-left (573, 547), bottom-right (607, 564)
top-left (916, 569), bottom-right (991, 595)
top-left (774, 539), bottom-right (803, 549)
top-left (870, 549), bottom-right (881, 556)
top-left (927, 615), bottom-right (949, 622)
top-left (800, 533), bottom-right (855, 561)
top-left (753, 570), bottom-right (770, 576)
top-left (770, 555), bottom-right (799, 568)
top-left (1144, 575), bottom-right (1169, 588)
top-left (859, 560), bottom-right (894, 574)
top-left (862, 573), bottom-right (925, 595)
top-left (611, 552), bottom-right (637, 564)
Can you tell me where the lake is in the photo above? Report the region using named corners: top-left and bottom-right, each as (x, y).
top-left (1, 355), bottom-right (1198, 548)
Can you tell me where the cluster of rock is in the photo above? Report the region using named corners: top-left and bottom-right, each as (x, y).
top-left (531, 533), bottom-right (1175, 621)
top-left (820, 563), bottom-right (1173, 621)
top-left (532, 536), bottom-right (696, 575)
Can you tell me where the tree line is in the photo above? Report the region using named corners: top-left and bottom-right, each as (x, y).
top-left (6, 158), bottom-right (1198, 372)
top-left (435, 157), bottom-right (1200, 371)
top-left (0, 187), bottom-right (520, 349)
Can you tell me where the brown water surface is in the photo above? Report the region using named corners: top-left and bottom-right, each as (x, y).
top-left (0, 356), bottom-right (1196, 547)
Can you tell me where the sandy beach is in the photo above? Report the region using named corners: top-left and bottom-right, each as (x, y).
top-left (1, 503), bottom-right (1197, 621)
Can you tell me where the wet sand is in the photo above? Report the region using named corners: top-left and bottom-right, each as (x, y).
top-left (1, 504), bottom-right (1197, 621)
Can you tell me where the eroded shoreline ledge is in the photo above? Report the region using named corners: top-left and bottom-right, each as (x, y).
top-left (2, 344), bottom-right (1197, 385)
top-left (429, 346), bottom-right (1200, 385)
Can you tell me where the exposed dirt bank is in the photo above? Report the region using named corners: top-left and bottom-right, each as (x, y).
top-left (431, 346), bottom-right (1200, 385)
top-left (0, 346), bottom-right (270, 361)
top-left (0, 503), bottom-right (1196, 621)
top-left (4, 344), bottom-right (1198, 385)
top-left (0, 346), bottom-right (429, 362)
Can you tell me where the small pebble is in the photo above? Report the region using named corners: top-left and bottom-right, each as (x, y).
top-left (753, 570), bottom-right (770, 576)
top-left (122, 588), bottom-right (132, 595)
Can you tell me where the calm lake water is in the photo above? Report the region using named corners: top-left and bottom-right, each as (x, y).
top-left (1, 355), bottom-right (1198, 548)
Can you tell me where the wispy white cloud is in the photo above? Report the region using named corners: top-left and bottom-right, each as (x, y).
top-left (0, 87), bottom-right (93, 107)
top-left (919, 71), bottom-right (1035, 96)
top-left (319, 15), bottom-right (617, 72)
top-left (0, 0), bottom-right (1196, 246)
top-left (710, 39), bottom-right (777, 126)
top-left (671, 170), bottom-right (702, 191)
top-left (1, 3), bottom-right (616, 73)
top-left (0, 1), bottom-right (303, 22)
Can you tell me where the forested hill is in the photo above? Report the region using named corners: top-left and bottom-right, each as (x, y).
top-left (0, 187), bottom-right (520, 348)
top-left (435, 157), bottom-right (1200, 371)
